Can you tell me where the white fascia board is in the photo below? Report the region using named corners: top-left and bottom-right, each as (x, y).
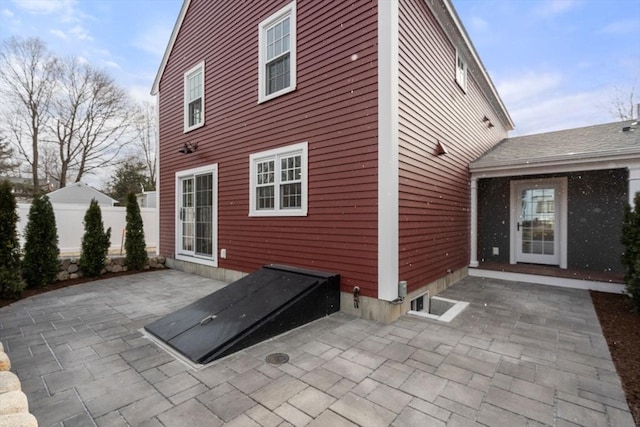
top-left (378, 0), bottom-right (399, 302)
top-left (471, 157), bottom-right (640, 179)
top-left (151, 0), bottom-right (191, 95)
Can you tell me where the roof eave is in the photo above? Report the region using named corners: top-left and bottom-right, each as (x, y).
top-left (151, 0), bottom-right (191, 96)
top-left (470, 151), bottom-right (640, 177)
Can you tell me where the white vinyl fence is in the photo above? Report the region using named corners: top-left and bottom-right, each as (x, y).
top-left (16, 203), bottom-right (158, 256)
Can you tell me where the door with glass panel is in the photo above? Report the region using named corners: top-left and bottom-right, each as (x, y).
top-left (514, 181), bottom-right (561, 265)
top-left (178, 172), bottom-right (214, 259)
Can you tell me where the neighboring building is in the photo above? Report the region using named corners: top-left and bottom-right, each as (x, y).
top-left (1, 176), bottom-right (53, 202)
top-left (469, 120), bottom-right (640, 291)
top-left (47, 182), bottom-right (117, 207)
top-left (151, 0), bottom-right (514, 322)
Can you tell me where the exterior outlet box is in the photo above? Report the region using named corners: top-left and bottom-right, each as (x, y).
top-left (398, 281), bottom-right (407, 299)
top-left (220, 249), bottom-right (227, 259)
top-left (492, 247), bottom-right (499, 256)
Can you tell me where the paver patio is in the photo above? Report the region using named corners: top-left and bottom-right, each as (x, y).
top-left (0, 269), bottom-right (635, 426)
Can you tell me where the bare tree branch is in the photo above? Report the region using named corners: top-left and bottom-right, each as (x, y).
top-left (47, 59), bottom-right (134, 187)
top-left (0, 37), bottom-right (60, 189)
top-left (131, 100), bottom-right (157, 189)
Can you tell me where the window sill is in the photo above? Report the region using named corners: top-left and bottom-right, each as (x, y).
top-left (175, 253), bottom-right (217, 267)
top-left (258, 86), bottom-right (296, 104)
top-left (183, 122), bottom-right (205, 133)
top-left (249, 210), bottom-right (307, 217)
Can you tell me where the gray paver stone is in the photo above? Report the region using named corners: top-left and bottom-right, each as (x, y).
top-left (330, 392), bottom-right (396, 427)
top-left (288, 386), bottom-right (336, 417)
top-left (392, 406), bottom-right (446, 427)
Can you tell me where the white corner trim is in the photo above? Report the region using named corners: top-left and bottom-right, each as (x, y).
top-left (628, 165), bottom-right (640, 206)
top-left (469, 177), bottom-right (479, 267)
top-left (378, 0), bottom-right (399, 302)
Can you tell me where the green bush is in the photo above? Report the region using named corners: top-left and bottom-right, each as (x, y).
top-left (0, 180), bottom-right (24, 297)
top-left (23, 195), bottom-right (60, 288)
top-left (125, 192), bottom-right (147, 270)
top-left (79, 199), bottom-right (111, 277)
top-left (622, 192), bottom-right (640, 311)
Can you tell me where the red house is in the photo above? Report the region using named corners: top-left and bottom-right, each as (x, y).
top-left (151, 0), bottom-right (513, 322)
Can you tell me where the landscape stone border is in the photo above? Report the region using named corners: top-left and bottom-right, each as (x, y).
top-left (56, 255), bottom-right (166, 281)
top-left (0, 342), bottom-right (38, 426)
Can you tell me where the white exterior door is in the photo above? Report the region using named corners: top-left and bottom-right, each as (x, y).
top-left (511, 178), bottom-right (567, 267)
top-left (176, 165), bottom-right (217, 266)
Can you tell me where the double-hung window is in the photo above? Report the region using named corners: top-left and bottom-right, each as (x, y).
top-left (258, 2), bottom-right (296, 103)
top-left (184, 61), bottom-right (204, 131)
top-left (455, 50), bottom-right (467, 92)
top-left (249, 142), bottom-right (307, 216)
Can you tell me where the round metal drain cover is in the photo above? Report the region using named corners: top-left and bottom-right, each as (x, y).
top-left (265, 353), bottom-right (289, 365)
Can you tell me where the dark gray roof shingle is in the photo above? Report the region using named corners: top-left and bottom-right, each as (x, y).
top-left (471, 120), bottom-right (640, 170)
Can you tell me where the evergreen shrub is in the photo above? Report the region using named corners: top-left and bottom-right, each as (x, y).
top-left (23, 194), bottom-right (60, 287)
top-left (0, 180), bottom-right (24, 297)
top-left (622, 192), bottom-right (640, 311)
top-left (125, 192), bottom-right (147, 270)
top-left (80, 199), bottom-right (111, 277)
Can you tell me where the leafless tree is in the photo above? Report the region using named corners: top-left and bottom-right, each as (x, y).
top-left (608, 85), bottom-right (637, 121)
top-left (48, 58), bottom-right (134, 187)
top-left (131, 100), bottom-right (158, 189)
top-left (0, 37), bottom-right (60, 189)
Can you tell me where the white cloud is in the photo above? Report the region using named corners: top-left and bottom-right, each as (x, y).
top-left (102, 60), bottom-right (121, 70)
top-left (497, 71), bottom-right (563, 106)
top-left (2, 8), bottom-right (14, 17)
top-left (127, 85), bottom-right (156, 104)
top-left (10, 0), bottom-right (75, 15)
top-left (69, 25), bottom-right (92, 41)
top-left (495, 70), bottom-right (627, 136)
top-left (468, 16), bottom-right (488, 32)
top-left (50, 29), bottom-right (68, 40)
top-left (534, 0), bottom-right (579, 17)
top-left (132, 23), bottom-right (173, 57)
top-left (597, 19), bottom-right (640, 36)
top-left (508, 88), bottom-right (618, 136)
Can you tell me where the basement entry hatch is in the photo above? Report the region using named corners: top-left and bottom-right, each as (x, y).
top-left (144, 265), bottom-right (340, 365)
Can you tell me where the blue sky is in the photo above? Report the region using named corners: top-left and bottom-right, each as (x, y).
top-left (1, 0), bottom-right (639, 137)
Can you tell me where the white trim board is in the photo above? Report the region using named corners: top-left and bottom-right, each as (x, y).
top-left (468, 268), bottom-right (626, 294)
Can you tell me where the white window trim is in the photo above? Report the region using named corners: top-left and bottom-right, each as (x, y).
top-left (184, 61), bottom-right (205, 132)
top-left (258, 2), bottom-right (297, 103)
top-left (249, 141), bottom-right (308, 217)
top-left (175, 164), bottom-right (218, 267)
top-left (455, 50), bottom-right (467, 93)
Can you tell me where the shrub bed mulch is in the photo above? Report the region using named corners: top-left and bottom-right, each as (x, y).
top-left (0, 275), bottom-right (638, 424)
top-left (591, 290), bottom-right (640, 425)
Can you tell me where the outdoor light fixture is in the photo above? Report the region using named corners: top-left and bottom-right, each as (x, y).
top-left (435, 140), bottom-right (448, 156)
top-left (178, 141), bottom-right (198, 154)
top-left (482, 115), bottom-right (490, 122)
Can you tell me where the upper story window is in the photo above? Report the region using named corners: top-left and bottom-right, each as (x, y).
top-left (258, 2), bottom-right (297, 103)
top-left (184, 61), bottom-right (204, 132)
top-left (455, 50), bottom-right (467, 92)
top-left (249, 142), bottom-right (307, 216)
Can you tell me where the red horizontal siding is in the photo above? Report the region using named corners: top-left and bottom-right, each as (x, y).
top-left (158, 0), bottom-right (379, 296)
top-left (397, 0), bottom-right (508, 292)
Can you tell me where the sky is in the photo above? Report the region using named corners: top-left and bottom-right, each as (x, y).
top-left (0, 0), bottom-right (638, 139)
